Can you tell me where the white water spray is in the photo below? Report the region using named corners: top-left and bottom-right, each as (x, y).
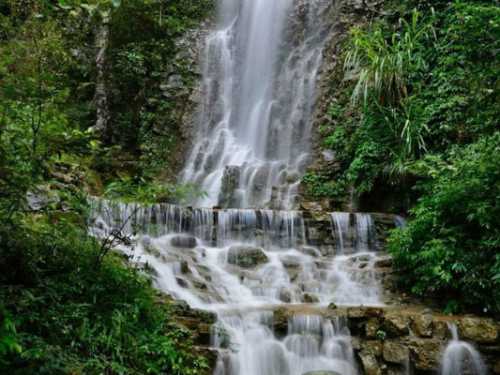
top-left (440, 323), bottom-right (487, 375)
top-left (88, 1), bottom-right (390, 374)
top-left (182, 0), bottom-right (333, 209)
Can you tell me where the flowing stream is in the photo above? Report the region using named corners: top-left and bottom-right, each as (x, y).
top-left (90, 1), bottom-right (392, 374)
top-left (440, 323), bottom-right (487, 375)
top-left (89, 200), bottom-right (390, 375)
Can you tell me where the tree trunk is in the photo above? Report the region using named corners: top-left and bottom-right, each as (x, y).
top-left (94, 13), bottom-right (110, 141)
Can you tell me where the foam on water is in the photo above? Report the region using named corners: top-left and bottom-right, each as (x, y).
top-left (440, 323), bottom-right (487, 375)
top-left (89, 199), bottom-right (388, 374)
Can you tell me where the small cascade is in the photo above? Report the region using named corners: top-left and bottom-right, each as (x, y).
top-left (89, 200), bottom-right (385, 308)
top-left (440, 323), bottom-right (487, 375)
top-left (330, 212), bottom-right (376, 254)
top-left (213, 314), bottom-right (357, 375)
top-left (327, 213), bottom-right (382, 305)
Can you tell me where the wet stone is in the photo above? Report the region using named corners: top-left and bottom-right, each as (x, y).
top-left (459, 317), bottom-right (498, 343)
top-left (383, 341), bottom-right (409, 364)
top-left (412, 313), bottom-right (433, 337)
top-left (170, 235), bottom-right (197, 248)
top-left (383, 313), bottom-right (410, 337)
top-left (227, 245), bottom-right (269, 268)
top-left (359, 351), bottom-right (382, 375)
top-left (298, 246), bottom-right (321, 257)
top-left (302, 293), bottom-right (320, 303)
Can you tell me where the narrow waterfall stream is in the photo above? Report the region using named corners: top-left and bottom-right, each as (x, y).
top-left (440, 323), bottom-right (487, 375)
top-left (90, 1), bottom-right (387, 374)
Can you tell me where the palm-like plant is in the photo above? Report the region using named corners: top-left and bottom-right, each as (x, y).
top-left (344, 9), bottom-right (435, 158)
top-left (345, 9), bottom-right (434, 107)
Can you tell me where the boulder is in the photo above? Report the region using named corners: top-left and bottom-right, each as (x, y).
top-left (361, 340), bottom-right (383, 356)
top-left (303, 293), bottom-right (320, 303)
top-left (374, 255), bottom-right (393, 268)
top-left (408, 338), bottom-right (441, 371)
top-left (459, 317), bottom-right (498, 343)
top-left (219, 166), bottom-right (241, 208)
top-left (170, 235), bottom-right (197, 248)
top-left (227, 245), bottom-right (268, 268)
top-left (359, 351), bottom-right (382, 375)
top-left (383, 341), bottom-right (409, 364)
top-left (383, 313), bottom-right (409, 336)
top-left (299, 246), bottom-right (321, 257)
top-left (366, 318), bottom-right (381, 338)
top-left (279, 288), bottom-right (292, 303)
top-left (273, 307), bottom-right (289, 336)
top-left (412, 313), bottom-right (433, 337)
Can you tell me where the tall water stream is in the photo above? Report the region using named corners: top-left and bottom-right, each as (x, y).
top-left (92, 1), bottom-right (389, 374)
top-left (182, 0), bottom-right (332, 209)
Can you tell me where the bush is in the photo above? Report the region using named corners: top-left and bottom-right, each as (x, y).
top-left (388, 133), bottom-right (500, 314)
top-left (0, 215), bottom-right (208, 374)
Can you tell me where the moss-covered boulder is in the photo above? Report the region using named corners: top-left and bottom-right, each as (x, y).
top-left (227, 245), bottom-right (268, 268)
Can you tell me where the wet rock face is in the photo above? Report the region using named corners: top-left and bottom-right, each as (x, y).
top-left (227, 245), bottom-right (269, 268)
top-left (459, 317), bottom-right (498, 343)
top-left (383, 341), bottom-right (409, 364)
top-left (219, 166), bottom-right (241, 208)
top-left (271, 305), bottom-right (500, 374)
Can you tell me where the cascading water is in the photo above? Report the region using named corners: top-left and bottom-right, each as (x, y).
top-left (89, 1), bottom-right (388, 374)
top-left (327, 213), bottom-right (382, 305)
top-left (440, 323), bottom-right (487, 375)
top-left (182, 0), bottom-right (333, 209)
top-left (89, 199), bottom-right (388, 375)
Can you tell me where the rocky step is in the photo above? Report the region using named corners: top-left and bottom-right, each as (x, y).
top-left (272, 304), bottom-right (500, 374)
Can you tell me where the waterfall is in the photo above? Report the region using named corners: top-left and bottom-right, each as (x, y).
top-left (327, 213), bottom-right (382, 305)
top-left (440, 323), bottom-right (487, 375)
top-left (87, 1), bottom-right (390, 374)
top-left (182, 0), bottom-right (333, 209)
top-left (89, 199), bottom-right (390, 374)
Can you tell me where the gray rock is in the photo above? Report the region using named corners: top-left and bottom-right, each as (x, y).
top-left (170, 235), bottom-right (198, 248)
top-left (412, 313), bottom-right (433, 337)
top-left (219, 165), bottom-right (241, 208)
top-left (359, 351), bottom-right (382, 375)
top-left (227, 245), bottom-right (268, 268)
top-left (299, 246), bottom-right (321, 257)
top-left (383, 313), bottom-right (410, 336)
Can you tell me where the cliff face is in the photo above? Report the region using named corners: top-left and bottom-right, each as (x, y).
top-left (299, 0), bottom-right (387, 212)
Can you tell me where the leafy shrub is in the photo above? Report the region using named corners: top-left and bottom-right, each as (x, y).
top-left (0, 215), bottom-right (208, 374)
top-left (389, 133), bottom-right (500, 314)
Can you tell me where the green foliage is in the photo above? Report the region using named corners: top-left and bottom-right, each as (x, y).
top-left (0, 213), bottom-right (208, 374)
top-left (106, 0), bottom-right (215, 179)
top-left (307, 1), bottom-right (499, 205)
top-left (389, 133), bottom-right (500, 313)
top-left (308, 0), bottom-right (500, 312)
top-left (104, 177), bottom-right (204, 205)
top-left (0, 2), bottom-right (214, 372)
top-left (345, 9), bottom-right (435, 107)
